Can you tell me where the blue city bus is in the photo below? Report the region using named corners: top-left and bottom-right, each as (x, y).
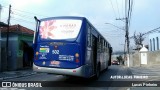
top-left (33, 16), bottom-right (112, 78)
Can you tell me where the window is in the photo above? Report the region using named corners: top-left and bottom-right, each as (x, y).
top-left (108, 44), bottom-right (110, 48)
top-left (103, 40), bottom-right (104, 46)
top-left (91, 34), bottom-right (93, 46)
top-left (87, 24), bottom-right (91, 46)
top-left (39, 19), bottom-right (82, 40)
top-left (153, 38), bottom-right (155, 51)
top-left (156, 37), bottom-right (159, 50)
top-left (106, 42), bottom-right (108, 48)
top-left (98, 36), bottom-right (101, 42)
top-left (150, 39), bottom-right (152, 51)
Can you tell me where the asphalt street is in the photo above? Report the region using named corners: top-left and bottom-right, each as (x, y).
top-left (1, 65), bottom-right (160, 90)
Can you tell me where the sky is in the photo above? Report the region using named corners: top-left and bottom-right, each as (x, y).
top-left (0, 0), bottom-right (160, 52)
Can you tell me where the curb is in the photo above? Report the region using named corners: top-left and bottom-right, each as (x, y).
top-left (1, 72), bottom-right (37, 80)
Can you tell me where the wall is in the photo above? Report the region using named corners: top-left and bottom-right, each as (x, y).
top-left (3, 33), bottom-right (18, 70)
top-left (129, 51), bottom-right (140, 67)
top-left (1, 37), bottom-right (7, 71)
top-left (147, 50), bottom-right (160, 65)
top-left (130, 50), bottom-right (160, 66)
top-left (1, 33), bottom-right (19, 71)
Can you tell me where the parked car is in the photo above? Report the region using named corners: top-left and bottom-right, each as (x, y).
top-left (112, 60), bottom-right (119, 65)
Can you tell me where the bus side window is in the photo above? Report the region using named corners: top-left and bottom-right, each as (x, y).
top-left (106, 42), bottom-right (108, 52)
top-left (106, 42), bottom-right (108, 48)
top-left (91, 34), bottom-right (96, 47)
top-left (90, 28), bottom-right (95, 47)
top-left (87, 25), bottom-right (91, 47)
top-left (98, 36), bottom-right (100, 42)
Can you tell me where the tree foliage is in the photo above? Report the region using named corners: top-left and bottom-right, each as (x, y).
top-left (133, 32), bottom-right (145, 50)
top-left (116, 55), bottom-right (123, 63)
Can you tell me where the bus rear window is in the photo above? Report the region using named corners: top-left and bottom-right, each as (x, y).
top-left (39, 19), bottom-right (82, 40)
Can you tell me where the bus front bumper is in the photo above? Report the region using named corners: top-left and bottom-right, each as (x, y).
top-left (33, 64), bottom-right (88, 77)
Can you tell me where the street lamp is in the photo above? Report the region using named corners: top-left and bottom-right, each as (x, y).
top-left (105, 22), bottom-right (128, 66)
top-left (105, 23), bottom-right (125, 31)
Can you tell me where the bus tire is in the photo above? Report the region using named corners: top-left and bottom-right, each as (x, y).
top-left (105, 66), bottom-right (108, 71)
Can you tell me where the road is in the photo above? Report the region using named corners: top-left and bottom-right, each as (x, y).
top-left (1, 65), bottom-right (160, 90)
top-left (3, 65), bottom-right (131, 81)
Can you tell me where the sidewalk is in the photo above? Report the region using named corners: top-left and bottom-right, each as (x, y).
top-left (0, 68), bottom-right (37, 80)
top-left (123, 65), bottom-right (160, 90)
top-left (128, 64), bottom-right (160, 81)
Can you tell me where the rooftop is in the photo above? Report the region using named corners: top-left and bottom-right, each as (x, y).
top-left (0, 24), bottom-right (34, 35)
top-left (0, 22), bottom-right (8, 27)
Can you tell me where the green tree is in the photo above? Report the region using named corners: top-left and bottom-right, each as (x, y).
top-left (116, 55), bottom-right (123, 64)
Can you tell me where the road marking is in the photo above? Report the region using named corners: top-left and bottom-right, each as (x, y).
top-left (127, 88), bottom-right (130, 90)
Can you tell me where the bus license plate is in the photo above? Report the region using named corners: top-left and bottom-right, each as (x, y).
top-left (51, 61), bottom-right (60, 65)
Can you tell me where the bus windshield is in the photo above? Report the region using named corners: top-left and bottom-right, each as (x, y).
top-left (39, 19), bottom-right (82, 40)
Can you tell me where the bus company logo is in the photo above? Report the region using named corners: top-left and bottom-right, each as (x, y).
top-left (2, 82), bottom-right (11, 87)
top-left (52, 50), bottom-right (59, 54)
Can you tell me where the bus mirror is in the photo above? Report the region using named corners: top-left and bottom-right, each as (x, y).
top-left (33, 16), bottom-right (40, 47)
top-left (34, 16), bottom-right (40, 22)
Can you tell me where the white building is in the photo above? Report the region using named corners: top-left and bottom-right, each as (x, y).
top-left (149, 32), bottom-right (160, 51)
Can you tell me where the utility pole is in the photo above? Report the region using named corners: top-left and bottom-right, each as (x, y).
top-left (0, 4), bottom-right (2, 21)
top-left (116, 0), bottom-right (132, 67)
top-left (125, 17), bottom-right (129, 55)
top-left (116, 18), bottom-right (127, 65)
top-left (6, 5), bottom-right (11, 70)
top-left (125, 17), bottom-right (130, 67)
top-left (117, 18), bottom-right (129, 66)
top-left (0, 4), bottom-right (2, 71)
top-left (116, 17), bottom-right (130, 67)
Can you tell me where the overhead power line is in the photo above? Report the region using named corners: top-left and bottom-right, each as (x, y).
top-left (143, 27), bottom-right (160, 35)
top-left (130, 27), bottom-right (160, 39)
top-left (109, 0), bottom-right (117, 18)
top-left (122, 0), bottom-right (125, 17)
top-left (116, 0), bottom-right (120, 18)
top-left (12, 13), bottom-right (34, 19)
top-left (1, 5), bottom-right (49, 18)
top-left (12, 17), bottom-right (34, 24)
top-left (12, 8), bottom-right (49, 17)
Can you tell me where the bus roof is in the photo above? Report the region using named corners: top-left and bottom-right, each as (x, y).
top-left (40, 16), bottom-right (86, 21)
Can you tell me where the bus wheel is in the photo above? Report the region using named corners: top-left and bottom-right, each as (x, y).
top-left (95, 64), bottom-right (100, 79)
